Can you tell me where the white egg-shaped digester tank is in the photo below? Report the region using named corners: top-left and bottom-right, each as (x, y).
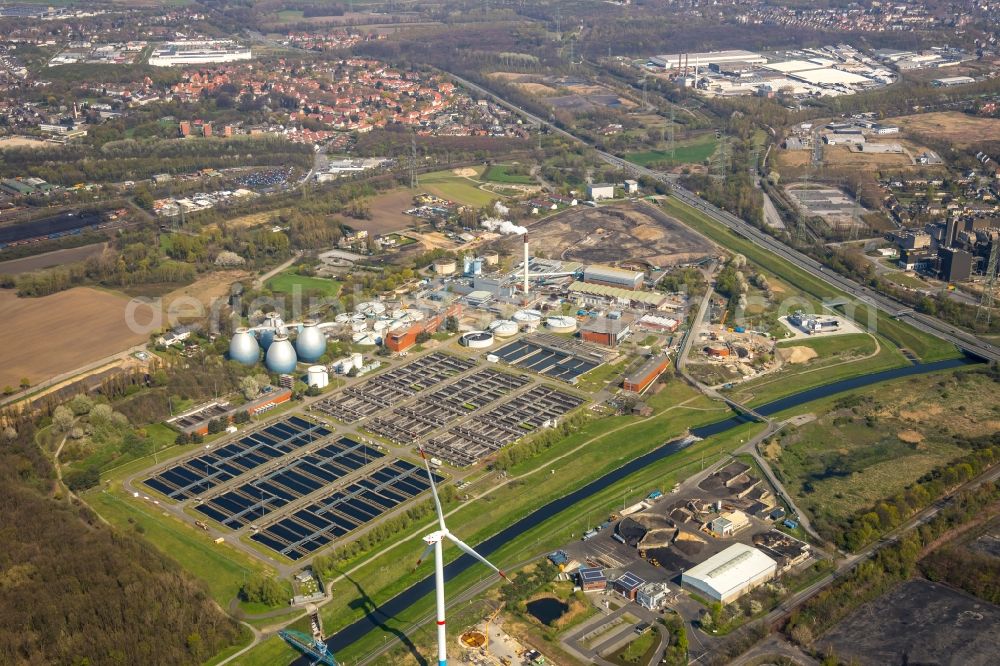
top-left (229, 327), bottom-right (260, 366)
top-left (546, 315), bottom-right (578, 333)
top-left (488, 319), bottom-right (518, 337)
top-left (258, 312), bottom-right (284, 350)
top-left (295, 319), bottom-right (327, 362)
top-left (265, 334), bottom-right (297, 373)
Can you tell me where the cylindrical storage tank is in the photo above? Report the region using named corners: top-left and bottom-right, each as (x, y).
top-left (351, 352), bottom-right (363, 370)
top-left (488, 319), bottom-right (518, 337)
top-left (265, 334), bottom-right (297, 373)
top-left (706, 344), bottom-right (730, 358)
top-left (472, 258), bottom-right (483, 275)
top-left (228, 328), bottom-right (260, 366)
top-left (307, 365), bottom-right (329, 389)
top-left (373, 321), bottom-right (388, 335)
top-left (463, 255), bottom-right (474, 275)
top-left (351, 313), bottom-right (366, 322)
top-left (350, 320), bottom-right (368, 333)
top-left (357, 301), bottom-right (386, 317)
top-left (460, 330), bottom-right (494, 349)
top-left (295, 320), bottom-right (327, 362)
top-left (546, 315), bottom-right (578, 333)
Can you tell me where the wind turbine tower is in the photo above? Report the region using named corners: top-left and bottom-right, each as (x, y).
top-left (415, 446), bottom-right (507, 666)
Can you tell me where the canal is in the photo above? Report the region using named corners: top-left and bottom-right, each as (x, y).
top-left (303, 356), bottom-right (975, 661)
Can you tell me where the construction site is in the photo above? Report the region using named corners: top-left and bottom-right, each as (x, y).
top-left (527, 202), bottom-right (717, 270)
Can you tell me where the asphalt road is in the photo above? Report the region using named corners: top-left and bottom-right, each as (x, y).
top-left (443, 71), bottom-right (1000, 364)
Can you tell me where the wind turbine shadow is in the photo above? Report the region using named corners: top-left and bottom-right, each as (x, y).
top-left (337, 568), bottom-right (428, 666)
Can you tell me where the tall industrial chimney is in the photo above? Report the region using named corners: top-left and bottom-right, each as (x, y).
top-left (523, 233), bottom-right (530, 298)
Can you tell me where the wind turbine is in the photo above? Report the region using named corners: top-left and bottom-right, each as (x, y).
top-left (415, 446), bottom-right (507, 666)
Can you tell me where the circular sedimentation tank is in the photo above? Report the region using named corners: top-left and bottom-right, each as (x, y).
top-left (295, 320), bottom-right (327, 362)
top-left (546, 315), bottom-right (578, 333)
top-left (350, 320), bottom-right (368, 333)
top-left (512, 309), bottom-right (543, 326)
top-left (461, 330), bottom-right (494, 349)
top-left (357, 301), bottom-right (386, 317)
top-left (228, 328), bottom-right (260, 366)
top-left (334, 313), bottom-right (351, 324)
top-left (488, 319), bottom-right (518, 337)
top-left (265, 334), bottom-right (297, 373)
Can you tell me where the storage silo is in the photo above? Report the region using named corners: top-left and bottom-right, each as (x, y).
top-left (295, 320), bottom-right (327, 362)
top-left (265, 334), bottom-right (297, 373)
top-left (307, 365), bottom-right (329, 389)
top-left (228, 328), bottom-right (260, 366)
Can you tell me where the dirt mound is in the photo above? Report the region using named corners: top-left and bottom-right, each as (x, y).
top-left (898, 429), bottom-right (925, 444)
top-left (452, 168), bottom-right (478, 178)
top-left (638, 527), bottom-right (677, 551)
top-left (778, 345), bottom-right (818, 364)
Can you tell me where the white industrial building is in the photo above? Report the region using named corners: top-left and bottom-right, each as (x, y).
top-left (587, 183), bottom-right (615, 201)
top-left (681, 543), bottom-right (777, 604)
top-left (651, 50), bottom-right (767, 69)
top-left (149, 40), bottom-right (251, 66)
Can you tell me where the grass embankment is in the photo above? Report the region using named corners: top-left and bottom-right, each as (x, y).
top-left (87, 489), bottom-right (266, 607)
top-left (660, 197), bottom-right (960, 363)
top-left (729, 333), bottom-right (909, 407)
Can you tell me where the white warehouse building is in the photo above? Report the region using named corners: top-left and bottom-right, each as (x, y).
top-left (681, 543), bottom-right (777, 604)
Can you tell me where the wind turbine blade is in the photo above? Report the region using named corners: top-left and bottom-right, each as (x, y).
top-left (415, 541), bottom-right (435, 570)
top-left (418, 445), bottom-right (446, 530)
top-left (447, 533), bottom-right (508, 580)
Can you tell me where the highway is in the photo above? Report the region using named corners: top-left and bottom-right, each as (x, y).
top-left (445, 72), bottom-right (1000, 364)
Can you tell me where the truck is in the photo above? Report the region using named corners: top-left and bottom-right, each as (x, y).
top-left (647, 490), bottom-right (663, 501)
top-left (598, 520), bottom-right (612, 531)
top-left (582, 529), bottom-right (598, 541)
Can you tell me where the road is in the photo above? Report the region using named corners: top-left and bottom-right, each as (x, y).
top-left (443, 71), bottom-right (1000, 364)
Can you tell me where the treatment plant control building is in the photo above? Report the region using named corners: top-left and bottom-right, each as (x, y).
top-left (583, 265), bottom-right (644, 290)
top-left (681, 543), bottom-right (777, 604)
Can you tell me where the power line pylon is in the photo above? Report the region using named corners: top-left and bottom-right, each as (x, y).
top-left (977, 238), bottom-right (1000, 326)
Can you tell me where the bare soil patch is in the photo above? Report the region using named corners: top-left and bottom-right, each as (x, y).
top-left (451, 168), bottom-right (478, 178)
top-left (0, 136), bottom-right (49, 149)
top-left (357, 188), bottom-right (421, 235)
top-left (161, 270), bottom-right (250, 314)
top-left (0, 243), bottom-right (107, 275)
top-left (897, 429), bottom-right (925, 444)
top-left (888, 112), bottom-right (1000, 148)
top-left (0, 288), bottom-right (147, 389)
top-left (777, 346), bottom-right (818, 364)
top-left (526, 202), bottom-right (715, 267)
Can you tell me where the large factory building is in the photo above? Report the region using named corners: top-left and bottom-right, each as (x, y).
top-left (583, 265), bottom-right (644, 290)
top-left (385, 304), bottom-right (461, 352)
top-left (681, 543), bottom-right (777, 604)
top-left (623, 354), bottom-right (670, 393)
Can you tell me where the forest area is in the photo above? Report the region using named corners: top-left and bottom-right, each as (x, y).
top-left (0, 412), bottom-right (244, 665)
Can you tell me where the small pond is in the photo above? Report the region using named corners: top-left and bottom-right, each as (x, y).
top-left (526, 597), bottom-right (569, 626)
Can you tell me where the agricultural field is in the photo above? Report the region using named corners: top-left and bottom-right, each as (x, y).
top-left (768, 367), bottom-right (998, 533)
top-left (887, 111), bottom-right (1000, 149)
top-left (0, 287), bottom-right (147, 390)
top-left (0, 242), bottom-right (107, 275)
top-left (625, 134), bottom-right (718, 167)
top-left (362, 188), bottom-right (423, 234)
top-left (266, 269), bottom-right (342, 297)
